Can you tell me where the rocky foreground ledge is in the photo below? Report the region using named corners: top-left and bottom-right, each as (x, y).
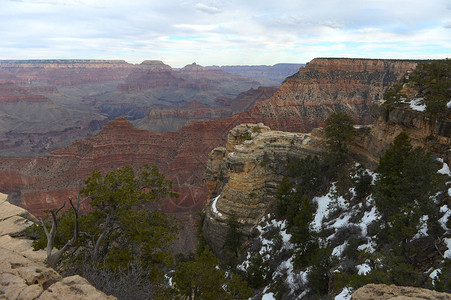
top-left (0, 193), bottom-right (116, 300)
top-left (351, 283), bottom-right (451, 299)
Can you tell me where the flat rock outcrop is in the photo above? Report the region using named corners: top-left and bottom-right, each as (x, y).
top-left (351, 284), bottom-right (451, 300)
top-left (0, 193), bottom-right (116, 300)
top-left (203, 124), bottom-right (327, 254)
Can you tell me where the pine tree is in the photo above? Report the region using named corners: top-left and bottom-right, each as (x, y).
top-left (324, 111), bottom-right (356, 164)
top-left (173, 247), bottom-right (252, 300)
top-left (223, 212), bottom-right (243, 266)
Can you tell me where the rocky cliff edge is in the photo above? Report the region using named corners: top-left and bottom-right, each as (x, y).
top-left (0, 193), bottom-right (116, 300)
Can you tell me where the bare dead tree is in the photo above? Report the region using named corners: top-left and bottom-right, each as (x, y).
top-left (39, 182), bottom-right (87, 270)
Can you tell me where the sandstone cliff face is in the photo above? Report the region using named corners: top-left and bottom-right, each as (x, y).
top-left (351, 284), bottom-right (451, 300)
top-left (203, 124), bottom-right (327, 254)
top-left (0, 193), bottom-right (116, 300)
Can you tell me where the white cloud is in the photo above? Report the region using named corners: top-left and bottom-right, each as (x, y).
top-left (195, 3), bottom-right (221, 14)
top-left (0, 0), bottom-right (449, 67)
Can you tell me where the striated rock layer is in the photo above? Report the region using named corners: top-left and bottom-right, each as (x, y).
top-left (0, 59), bottom-right (263, 156)
top-left (244, 58), bottom-right (422, 132)
top-left (0, 193), bottom-right (116, 300)
top-left (203, 124), bottom-right (327, 253)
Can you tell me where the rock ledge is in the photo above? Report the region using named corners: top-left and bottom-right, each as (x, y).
top-left (0, 192), bottom-right (116, 300)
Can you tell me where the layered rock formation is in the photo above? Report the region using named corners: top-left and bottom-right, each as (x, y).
top-left (136, 87), bottom-right (277, 132)
top-left (244, 58), bottom-right (422, 132)
top-left (0, 193), bottom-right (116, 300)
top-left (0, 59), bottom-right (134, 85)
top-left (203, 124), bottom-right (327, 253)
top-left (0, 59), bottom-right (264, 156)
top-left (0, 82), bottom-right (107, 156)
top-left (351, 284), bottom-right (451, 300)
top-left (0, 117), bottom-right (233, 251)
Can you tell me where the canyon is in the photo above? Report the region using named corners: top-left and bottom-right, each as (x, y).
top-left (0, 58), bottom-right (429, 252)
top-left (0, 59), bottom-right (279, 157)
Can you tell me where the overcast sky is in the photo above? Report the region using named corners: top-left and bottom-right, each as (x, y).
top-left (1, 0), bottom-right (450, 67)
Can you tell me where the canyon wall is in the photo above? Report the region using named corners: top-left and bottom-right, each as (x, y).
top-left (245, 58), bottom-right (422, 132)
top-left (360, 103), bottom-right (451, 165)
top-left (0, 58), bottom-right (427, 252)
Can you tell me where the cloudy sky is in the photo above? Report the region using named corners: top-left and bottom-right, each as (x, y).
top-left (1, 0), bottom-right (450, 67)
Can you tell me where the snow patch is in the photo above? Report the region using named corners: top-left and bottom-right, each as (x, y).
top-left (407, 98), bottom-right (426, 111)
top-left (438, 162), bottom-right (451, 176)
top-left (262, 292), bottom-right (276, 300)
top-left (360, 206), bottom-right (378, 236)
top-left (211, 194), bottom-right (222, 217)
top-left (312, 183), bottom-right (347, 232)
top-left (356, 263), bottom-right (371, 275)
top-left (447, 100), bottom-right (451, 109)
top-left (439, 205), bottom-right (450, 230)
top-left (335, 287), bottom-right (353, 300)
top-left (331, 214), bottom-right (352, 229)
top-left (412, 215), bottom-right (429, 240)
top-left (332, 241), bottom-right (348, 257)
top-left (429, 269), bottom-right (441, 283)
top-left (444, 238), bottom-right (451, 259)
top-left (357, 240), bottom-right (376, 253)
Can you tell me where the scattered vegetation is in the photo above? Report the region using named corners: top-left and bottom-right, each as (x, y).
top-left (409, 58), bottom-right (451, 117)
top-left (384, 58), bottom-right (451, 117)
top-left (173, 247), bottom-right (252, 300)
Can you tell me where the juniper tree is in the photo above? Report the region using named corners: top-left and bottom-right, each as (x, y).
top-left (33, 165), bottom-right (180, 295)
